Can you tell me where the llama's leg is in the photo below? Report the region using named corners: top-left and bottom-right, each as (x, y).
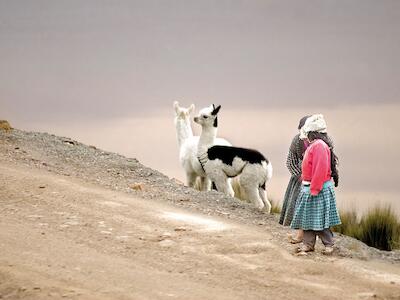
top-left (210, 171), bottom-right (233, 197)
top-left (242, 185), bottom-right (264, 210)
top-left (259, 187), bottom-right (271, 213)
top-left (186, 172), bottom-right (198, 189)
top-left (226, 179), bottom-right (235, 198)
top-left (231, 176), bottom-right (249, 202)
top-left (199, 176), bottom-right (212, 191)
top-left (239, 169), bottom-right (264, 210)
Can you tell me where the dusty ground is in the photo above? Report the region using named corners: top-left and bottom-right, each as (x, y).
top-left (1, 129), bottom-right (400, 300)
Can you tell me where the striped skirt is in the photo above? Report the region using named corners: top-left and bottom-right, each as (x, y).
top-left (279, 175), bottom-right (302, 226)
top-left (291, 181), bottom-right (341, 231)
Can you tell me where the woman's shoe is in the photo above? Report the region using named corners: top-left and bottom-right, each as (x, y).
top-left (288, 235), bottom-right (303, 244)
top-left (295, 244), bottom-right (314, 256)
top-left (322, 246), bottom-right (334, 255)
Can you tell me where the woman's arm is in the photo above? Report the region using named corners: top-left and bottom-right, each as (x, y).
top-left (286, 136), bottom-right (302, 177)
top-left (310, 142), bottom-right (330, 196)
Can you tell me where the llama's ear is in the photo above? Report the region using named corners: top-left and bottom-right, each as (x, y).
top-left (173, 101), bottom-right (180, 114)
top-left (211, 105), bottom-right (221, 116)
top-left (188, 104), bottom-right (195, 114)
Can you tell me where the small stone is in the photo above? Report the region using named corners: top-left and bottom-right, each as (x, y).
top-left (130, 183), bottom-right (144, 191)
top-left (63, 139), bottom-right (77, 145)
top-left (100, 231), bottom-right (112, 235)
top-left (357, 292), bottom-right (377, 299)
top-left (174, 227), bottom-right (187, 232)
top-left (172, 178), bottom-right (184, 185)
top-left (197, 271), bottom-right (209, 275)
top-left (39, 185), bottom-right (46, 189)
top-left (27, 215), bottom-right (44, 219)
top-left (159, 239), bottom-right (176, 247)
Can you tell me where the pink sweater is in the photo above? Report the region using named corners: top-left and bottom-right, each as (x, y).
top-left (301, 139), bottom-right (332, 196)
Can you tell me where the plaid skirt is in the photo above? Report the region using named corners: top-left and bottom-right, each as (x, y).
top-left (291, 181), bottom-right (341, 231)
top-left (279, 175), bottom-right (302, 226)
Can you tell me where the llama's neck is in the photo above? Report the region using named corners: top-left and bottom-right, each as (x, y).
top-left (198, 126), bottom-right (217, 156)
top-left (174, 117), bottom-right (194, 148)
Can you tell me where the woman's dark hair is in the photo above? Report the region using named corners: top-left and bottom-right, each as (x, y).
top-left (298, 115), bottom-right (311, 130)
top-left (307, 131), bottom-right (339, 187)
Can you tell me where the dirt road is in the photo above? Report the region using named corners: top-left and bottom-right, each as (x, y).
top-left (1, 162), bottom-right (400, 300)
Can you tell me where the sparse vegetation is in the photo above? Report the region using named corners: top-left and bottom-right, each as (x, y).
top-left (334, 205), bottom-right (400, 251)
top-left (358, 206), bottom-right (400, 251)
top-left (269, 198), bottom-right (281, 214)
top-left (334, 210), bottom-right (360, 238)
top-left (0, 120), bottom-right (12, 132)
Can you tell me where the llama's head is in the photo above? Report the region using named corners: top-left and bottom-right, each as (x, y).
top-left (173, 101), bottom-right (195, 120)
top-left (194, 104), bottom-right (221, 128)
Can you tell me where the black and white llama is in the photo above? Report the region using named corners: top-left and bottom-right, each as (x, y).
top-left (194, 104), bottom-right (273, 212)
top-left (173, 101), bottom-right (232, 190)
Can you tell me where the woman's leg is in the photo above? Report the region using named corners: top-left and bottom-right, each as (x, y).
top-left (296, 230), bottom-right (316, 255)
top-left (289, 229), bottom-right (304, 244)
top-left (296, 229), bottom-right (304, 240)
top-left (302, 230), bottom-right (317, 250)
top-left (318, 229), bottom-right (334, 255)
top-left (317, 229), bottom-right (334, 246)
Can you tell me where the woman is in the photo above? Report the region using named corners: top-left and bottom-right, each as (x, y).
top-left (279, 116), bottom-right (310, 241)
top-left (290, 114), bottom-right (340, 255)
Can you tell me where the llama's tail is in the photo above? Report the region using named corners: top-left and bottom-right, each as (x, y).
top-left (266, 161), bottom-right (273, 181)
top-left (259, 160), bottom-right (273, 213)
top-left (260, 160), bottom-right (273, 190)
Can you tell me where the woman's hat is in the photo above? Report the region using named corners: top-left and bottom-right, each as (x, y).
top-left (299, 114), bottom-right (327, 139)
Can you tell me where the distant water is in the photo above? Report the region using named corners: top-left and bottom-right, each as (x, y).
top-left (17, 104), bottom-right (400, 216)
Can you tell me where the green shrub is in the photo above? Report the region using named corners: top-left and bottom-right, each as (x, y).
top-left (334, 205), bottom-right (400, 251)
top-left (358, 206), bottom-right (400, 251)
top-left (333, 210), bottom-right (360, 237)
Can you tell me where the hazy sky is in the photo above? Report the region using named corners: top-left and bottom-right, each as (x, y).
top-left (1, 1), bottom-right (400, 213)
top-left (1, 0), bottom-right (399, 123)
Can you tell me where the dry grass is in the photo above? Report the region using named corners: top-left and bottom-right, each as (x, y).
top-left (358, 206), bottom-right (400, 251)
top-left (269, 198), bottom-right (282, 214)
top-left (334, 210), bottom-right (360, 238)
top-left (0, 120), bottom-right (12, 132)
top-left (334, 205), bottom-right (400, 251)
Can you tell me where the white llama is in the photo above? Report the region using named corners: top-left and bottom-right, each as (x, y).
top-left (173, 101), bottom-right (231, 190)
top-left (194, 104), bottom-right (273, 212)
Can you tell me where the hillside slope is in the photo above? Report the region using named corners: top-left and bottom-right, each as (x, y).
top-left (0, 129), bottom-right (399, 300)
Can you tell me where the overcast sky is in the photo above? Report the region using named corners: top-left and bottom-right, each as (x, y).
top-left (1, 0), bottom-right (399, 123)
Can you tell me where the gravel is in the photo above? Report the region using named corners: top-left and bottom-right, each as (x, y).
top-left (1, 128), bottom-right (399, 263)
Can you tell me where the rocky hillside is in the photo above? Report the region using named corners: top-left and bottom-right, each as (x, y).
top-left (1, 127), bottom-right (399, 263)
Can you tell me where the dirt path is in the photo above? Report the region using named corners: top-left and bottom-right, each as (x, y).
top-left (1, 162), bottom-right (399, 300)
